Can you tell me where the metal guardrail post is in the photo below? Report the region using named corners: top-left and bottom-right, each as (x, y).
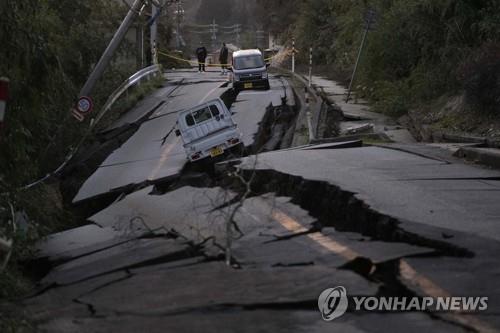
top-left (305, 87), bottom-right (315, 142)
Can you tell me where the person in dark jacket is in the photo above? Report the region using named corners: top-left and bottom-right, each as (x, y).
top-left (196, 43), bottom-right (208, 72)
top-left (219, 42), bottom-right (229, 75)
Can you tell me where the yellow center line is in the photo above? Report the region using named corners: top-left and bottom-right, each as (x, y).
top-left (399, 260), bottom-right (449, 298)
top-left (271, 210), bottom-right (359, 261)
top-left (271, 207), bottom-right (497, 332)
top-left (200, 85), bottom-right (221, 103)
top-left (399, 260), bottom-right (497, 332)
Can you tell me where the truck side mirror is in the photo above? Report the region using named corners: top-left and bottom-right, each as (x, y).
top-left (175, 129), bottom-right (181, 137)
top-left (227, 67), bottom-right (233, 72)
top-left (266, 63), bottom-right (271, 68)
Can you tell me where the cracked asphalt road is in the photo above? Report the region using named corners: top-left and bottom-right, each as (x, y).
top-left (25, 69), bottom-right (500, 332)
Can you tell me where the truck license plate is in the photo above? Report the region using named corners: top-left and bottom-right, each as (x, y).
top-left (210, 146), bottom-right (224, 157)
top-left (244, 83), bottom-right (253, 89)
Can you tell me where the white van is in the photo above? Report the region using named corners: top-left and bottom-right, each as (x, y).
top-left (231, 49), bottom-right (270, 91)
top-left (175, 98), bottom-right (242, 162)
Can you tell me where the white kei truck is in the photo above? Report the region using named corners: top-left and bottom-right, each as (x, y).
top-left (175, 98), bottom-right (243, 162)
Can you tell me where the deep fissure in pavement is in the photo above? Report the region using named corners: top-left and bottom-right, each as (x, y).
top-left (226, 168), bottom-right (473, 258)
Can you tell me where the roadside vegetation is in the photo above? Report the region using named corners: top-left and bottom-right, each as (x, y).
top-left (257, 0), bottom-right (500, 137)
top-left (0, 0), bottom-right (171, 326)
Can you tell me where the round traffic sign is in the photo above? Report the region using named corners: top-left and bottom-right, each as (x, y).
top-left (77, 96), bottom-right (93, 114)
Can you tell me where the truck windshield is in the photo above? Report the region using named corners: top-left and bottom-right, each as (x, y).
top-left (234, 55), bottom-right (265, 70)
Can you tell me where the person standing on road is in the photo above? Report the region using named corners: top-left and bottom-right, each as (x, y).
top-left (219, 42), bottom-right (229, 75)
top-left (196, 43), bottom-right (208, 72)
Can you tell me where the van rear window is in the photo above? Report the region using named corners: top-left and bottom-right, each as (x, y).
top-left (234, 55), bottom-right (265, 70)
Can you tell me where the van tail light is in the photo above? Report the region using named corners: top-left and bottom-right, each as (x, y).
top-left (228, 138), bottom-right (240, 145)
top-left (191, 152), bottom-right (202, 161)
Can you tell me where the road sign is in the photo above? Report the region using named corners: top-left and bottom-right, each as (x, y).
top-left (77, 96), bottom-right (93, 114)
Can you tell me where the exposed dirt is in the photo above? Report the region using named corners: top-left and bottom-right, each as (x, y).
top-left (402, 94), bottom-right (500, 146)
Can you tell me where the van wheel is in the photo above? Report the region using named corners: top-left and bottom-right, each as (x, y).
top-left (264, 80), bottom-right (270, 90)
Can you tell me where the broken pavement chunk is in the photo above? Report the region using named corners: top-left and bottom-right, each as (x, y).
top-left (77, 261), bottom-right (377, 316)
top-left (42, 237), bottom-right (192, 286)
top-left (89, 186), bottom-right (237, 245)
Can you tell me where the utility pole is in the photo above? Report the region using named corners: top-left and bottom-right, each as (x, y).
top-left (141, 26), bottom-right (145, 67)
top-left (210, 19), bottom-right (218, 50)
top-left (256, 30), bottom-right (265, 49)
top-left (78, 0), bottom-right (146, 101)
top-left (346, 8), bottom-right (376, 103)
top-left (235, 24), bottom-right (241, 47)
top-left (150, 3), bottom-right (158, 64)
top-left (291, 38), bottom-right (296, 73)
top-left (174, 0), bottom-right (185, 49)
top-left (309, 47), bottom-right (313, 87)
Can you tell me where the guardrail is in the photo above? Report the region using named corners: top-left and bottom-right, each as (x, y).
top-left (9, 65), bottom-right (162, 192)
top-left (92, 64), bottom-right (162, 126)
top-left (276, 66), bottom-right (322, 142)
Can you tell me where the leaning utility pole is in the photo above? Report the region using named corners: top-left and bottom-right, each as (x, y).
top-left (78, 0), bottom-right (146, 102)
top-left (345, 8), bottom-right (376, 103)
top-left (74, 0), bottom-right (169, 120)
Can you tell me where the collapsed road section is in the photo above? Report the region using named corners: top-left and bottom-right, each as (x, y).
top-left (217, 142), bottom-right (500, 331)
top-left (23, 69), bottom-right (500, 332)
